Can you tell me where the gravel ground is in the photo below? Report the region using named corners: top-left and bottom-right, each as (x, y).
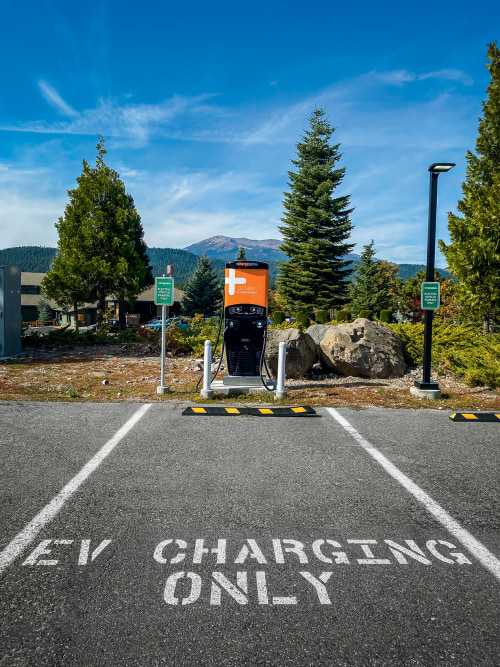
top-left (1, 343), bottom-right (499, 411)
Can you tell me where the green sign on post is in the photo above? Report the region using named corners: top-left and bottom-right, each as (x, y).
top-left (155, 277), bottom-right (174, 306)
top-left (421, 282), bottom-right (440, 310)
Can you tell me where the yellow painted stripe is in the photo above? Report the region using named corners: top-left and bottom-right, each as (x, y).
top-left (450, 414), bottom-right (456, 419)
top-left (292, 407), bottom-right (307, 413)
top-left (495, 415), bottom-right (500, 419)
top-left (225, 408), bottom-right (241, 414)
top-left (192, 407), bottom-right (207, 414)
top-left (258, 408), bottom-right (274, 414)
top-left (463, 414), bottom-right (478, 420)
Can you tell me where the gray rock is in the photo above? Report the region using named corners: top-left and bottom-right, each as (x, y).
top-left (306, 324), bottom-right (331, 347)
top-left (319, 318), bottom-right (406, 378)
top-left (264, 328), bottom-right (317, 379)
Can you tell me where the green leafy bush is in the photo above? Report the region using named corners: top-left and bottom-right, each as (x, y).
top-left (359, 310), bottom-right (372, 320)
top-left (316, 310), bottom-right (330, 324)
top-left (272, 311), bottom-right (286, 325)
top-left (296, 312), bottom-right (309, 327)
top-left (336, 310), bottom-right (351, 323)
top-left (379, 310), bottom-right (392, 324)
top-left (387, 322), bottom-right (500, 387)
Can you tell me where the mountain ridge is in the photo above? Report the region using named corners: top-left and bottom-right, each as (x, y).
top-left (0, 239), bottom-right (449, 286)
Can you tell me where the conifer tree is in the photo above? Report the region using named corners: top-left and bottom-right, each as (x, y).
top-left (182, 255), bottom-right (222, 315)
top-left (348, 241), bottom-right (392, 317)
top-left (42, 136), bottom-right (153, 329)
top-left (439, 42), bottom-right (500, 331)
top-left (277, 108), bottom-right (354, 316)
top-left (236, 246), bottom-right (246, 260)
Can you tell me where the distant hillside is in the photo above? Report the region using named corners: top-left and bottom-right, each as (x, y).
top-left (396, 264), bottom-right (451, 282)
top-left (0, 243), bottom-right (450, 287)
top-left (147, 247), bottom-right (226, 287)
top-left (0, 246), bottom-right (57, 272)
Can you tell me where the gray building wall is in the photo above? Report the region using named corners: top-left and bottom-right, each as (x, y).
top-left (0, 265), bottom-right (22, 358)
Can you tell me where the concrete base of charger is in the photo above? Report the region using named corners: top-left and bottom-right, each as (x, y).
top-left (410, 386), bottom-right (442, 400)
top-left (203, 379), bottom-right (276, 396)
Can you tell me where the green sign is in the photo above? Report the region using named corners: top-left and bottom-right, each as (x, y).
top-left (155, 277), bottom-right (174, 305)
top-left (421, 282), bottom-right (440, 310)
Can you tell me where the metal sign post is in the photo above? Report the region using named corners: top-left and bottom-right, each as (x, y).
top-left (155, 277), bottom-right (174, 395)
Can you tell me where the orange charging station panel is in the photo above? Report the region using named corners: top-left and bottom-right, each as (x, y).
top-left (224, 261), bottom-right (269, 377)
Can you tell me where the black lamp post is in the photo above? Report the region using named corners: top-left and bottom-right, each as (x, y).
top-left (414, 162), bottom-right (455, 395)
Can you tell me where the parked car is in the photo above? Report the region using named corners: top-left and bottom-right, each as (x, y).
top-left (147, 317), bottom-right (190, 332)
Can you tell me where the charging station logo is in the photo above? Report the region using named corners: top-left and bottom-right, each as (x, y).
top-left (225, 269), bottom-right (247, 296)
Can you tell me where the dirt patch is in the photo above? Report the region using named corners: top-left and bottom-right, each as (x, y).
top-left (1, 343), bottom-right (499, 411)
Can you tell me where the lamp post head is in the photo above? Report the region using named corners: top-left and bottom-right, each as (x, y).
top-left (428, 162), bottom-right (455, 173)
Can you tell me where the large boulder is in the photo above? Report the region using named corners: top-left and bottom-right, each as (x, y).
top-left (306, 323), bottom-right (331, 347)
top-left (265, 328), bottom-right (317, 379)
top-left (319, 318), bottom-right (406, 378)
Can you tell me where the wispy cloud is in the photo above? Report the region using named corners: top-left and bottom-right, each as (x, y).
top-left (363, 68), bottom-right (473, 87)
top-left (2, 88), bottom-right (220, 146)
top-left (38, 80), bottom-right (79, 117)
top-left (419, 69), bottom-right (474, 86)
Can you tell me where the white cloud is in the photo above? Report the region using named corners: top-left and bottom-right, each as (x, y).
top-left (38, 80), bottom-right (79, 118)
top-left (2, 89), bottom-right (220, 146)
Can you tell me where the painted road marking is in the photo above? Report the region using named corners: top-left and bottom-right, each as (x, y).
top-left (327, 408), bottom-right (500, 583)
top-left (449, 412), bottom-right (500, 422)
top-left (0, 403), bottom-right (152, 576)
top-left (182, 406), bottom-right (316, 417)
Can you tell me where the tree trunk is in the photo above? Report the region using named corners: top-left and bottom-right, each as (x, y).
top-left (483, 314), bottom-right (490, 334)
top-left (118, 300), bottom-right (127, 330)
top-left (96, 298), bottom-right (106, 330)
top-left (74, 303), bottom-right (79, 332)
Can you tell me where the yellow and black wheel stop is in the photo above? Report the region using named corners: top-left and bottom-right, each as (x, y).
top-left (449, 413), bottom-right (500, 422)
top-left (183, 406), bottom-right (316, 417)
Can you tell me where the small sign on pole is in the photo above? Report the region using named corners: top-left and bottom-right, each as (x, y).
top-left (154, 277), bottom-right (174, 306)
top-left (421, 282), bottom-right (440, 310)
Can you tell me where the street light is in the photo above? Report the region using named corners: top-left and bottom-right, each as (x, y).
top-left (413, 162), bottom-right (455, 398)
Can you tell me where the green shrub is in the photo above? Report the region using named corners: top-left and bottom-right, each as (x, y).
top-left (272, 311), bottom-right (286, 325)
top-left (379, 310), bottom-right (392, 324)
top-left (359, 310), bottom-right (372, 320)
top-left (387, 322), bottom-right (500, 387)
top-left (296, 312), bottom-right (309, 327)
top-left (336, 310), bottom-right (351, 323)
top-left (116, 328), bottom-right (140, 343)
top-left (316, 310), bottom-right (330, 324)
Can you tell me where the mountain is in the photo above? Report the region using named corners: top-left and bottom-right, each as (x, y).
top-left (0, 241), bottom-right (449, 287)
top-left (184, 235), bottom-right (288, 263)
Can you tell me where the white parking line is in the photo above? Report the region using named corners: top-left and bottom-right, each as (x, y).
top-left (0, 403), bottom-right (152, 575)
top-left (327, 408), bottom-right (500, 583)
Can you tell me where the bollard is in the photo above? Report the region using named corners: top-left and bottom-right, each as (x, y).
top-left (275, 341), bottom-right (287, 398)
top-left (200, 340), bottom-right (215, 399)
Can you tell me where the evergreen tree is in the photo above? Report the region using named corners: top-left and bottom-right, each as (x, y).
top-left (236, 246), bottom-right (246, 260)
top-left (36, 296), bottom-right (53, 324)
top-left (439, 42), bottom-right (500, 331)
top-left (181, 255), bottom-right (222, 316)
top-left (348, 241), bottom-right (392, 317)
top-left (42, 136), bottom-right (153, 329)
top-left (277, 108), bottom-right (354, 316)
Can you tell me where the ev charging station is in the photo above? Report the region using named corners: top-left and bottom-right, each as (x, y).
top-left (223, 260), bottom-right (271, 387)
top-left (200, 260), bottom-right (283, 396)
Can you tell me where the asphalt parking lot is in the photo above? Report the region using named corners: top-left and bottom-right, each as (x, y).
top-left (1, 401), bottom-right (498, 666)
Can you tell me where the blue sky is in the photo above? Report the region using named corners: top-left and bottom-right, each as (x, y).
top-left (0, 0), bottom-right (497, 265)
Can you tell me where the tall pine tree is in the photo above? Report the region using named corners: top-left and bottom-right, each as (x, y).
top-left (277, 108), bottom-right (354, 316)
top-left (42, 136), bottom-right (153, 329)
top-left (439, 42), bottom-right (500, 331)
top-left (181, 255), bottom-right (222, 316)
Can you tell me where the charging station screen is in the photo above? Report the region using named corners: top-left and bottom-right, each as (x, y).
top-left (224, 262), bottom-right (268, 308)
